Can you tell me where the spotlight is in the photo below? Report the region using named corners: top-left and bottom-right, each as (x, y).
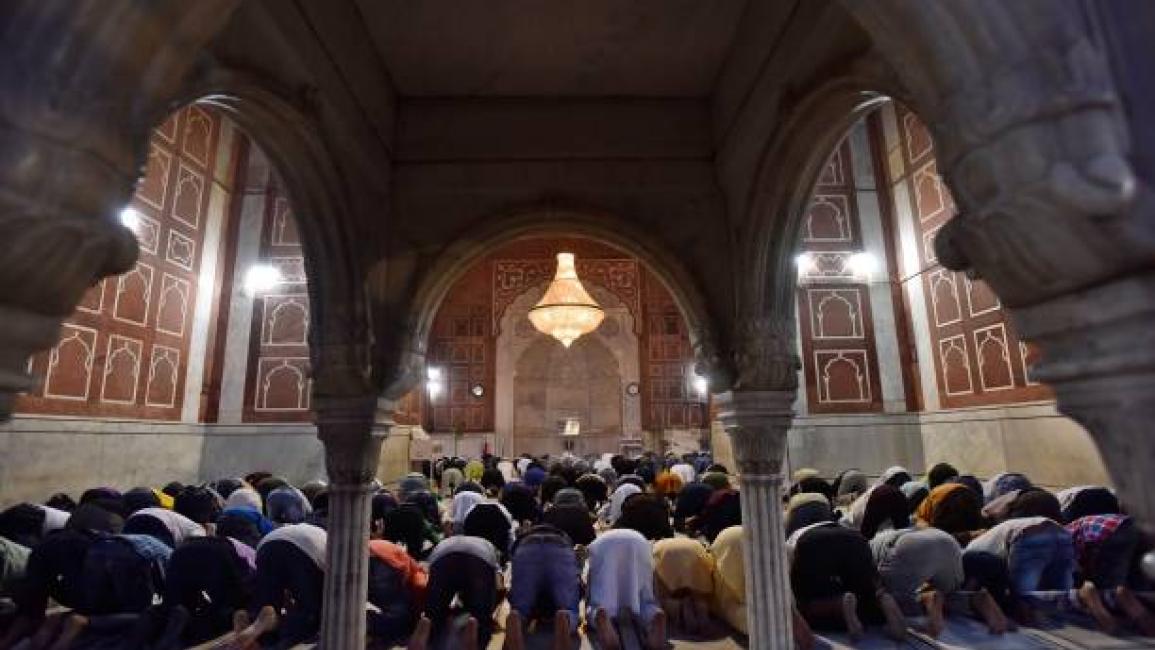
top-left (693, 375), bottom-right (709, 396)
top-left (426, 367), bottom-right (444, 399)
top-left (847, 252), bottom-right (879, 279)
top-left (243, 264), bottom-right (283, 296)
top-left (794, 252), bottom-right (817, 277)
top-left (119, 207), bottom-right (141, 232)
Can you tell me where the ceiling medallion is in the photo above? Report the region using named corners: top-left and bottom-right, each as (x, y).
top-left (527, 252), bottom-right (604, 348)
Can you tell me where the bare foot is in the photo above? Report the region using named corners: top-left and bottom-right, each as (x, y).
top-left (29, 613), bottom-right (67, 649)
top-left (231, 606), bottom-right (278, 650)
top-left (232, 610), bottom-right (250, 636)
top-left (552, 610), bottom-right (574, 650)
top-left (878, 591), bottom-right (907, 641)
top-left (1078, 582), bottom-right (1118, 635)
top-left (918, 590), bottom-right (946, 637)
top-left (503, 609), bottom-right (525, 650)
top-left (1115, 586), bottom-right (1155, 636)
top-left (841, 592), bottom-right (864, 641)
top-left (47, 614), bottom-right (87, 650)
top-left (680, 598), bottom-right (701, 636)
top-left (971, 588), bottom-right (1009, 634)
top-left (645, 610), bottom-right (667, 650)
top-left (153, 605), bottom-right (190, 649)
top-left (406, 615), bottom-right (431, 650)
top-left (594, 608), bottom-right (621, 650)
top-left (792, 607), bottom-right (816, 650)
top-left (690, 598), bottom-right (713, 637)
top-left (461, 616), bottom-right (479, 650)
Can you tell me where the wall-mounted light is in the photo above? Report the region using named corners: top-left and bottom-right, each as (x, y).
top-left (692, 374), bottom-right (709, 396)
top-left (119, 207), bottom-right (141, 233)
top-left (243, 264), bottom-right (283, 297)
top-left (846, 251), bottom-right (879, 280)
top-left (426, 366), bottom-right (444, 399)
top-left (795, 252), bottom-right (817, 277)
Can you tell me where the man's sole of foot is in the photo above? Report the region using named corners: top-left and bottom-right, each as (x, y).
top-left (461, 616), bottom-right (479, 650)
top-left (504, 609), bottom-right (525, 650)
top-left (879, 592), bottom-right (908, 641)
top-left (152, 605), bottom-right (190, 650)
top-left (47, 614), bottom-right (87, 650)
top-left (1078, 582), bottom-right (1119, 635)
top-left (971, 588), bottom-right (1009, 634)
top-left (842, 592), bottom-right (865, 641)
top-left (552, 610), bottom-right (574, 650)
top-left (919, 590), bottom-right (945, 638)
top-left (645, 609), bottom-right (667, 650)
top-left (594, 608), bottom-right (621, 650)
top-left (407, 616), bottom-right (431, 650)
top-left (793, 607), bottom-right (816, 650)
top-left (1115, 586), bottom-right (1155, 636)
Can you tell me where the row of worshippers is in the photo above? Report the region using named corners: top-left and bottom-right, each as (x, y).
top-left (4, 455), bottom-right (1150, 649)
top-left (782, 463), bottom-right (1155, 642)
top-left (0, 454), bottom-right (749, 649)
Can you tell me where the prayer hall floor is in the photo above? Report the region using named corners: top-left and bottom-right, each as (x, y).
top-left (362, 602), bottom-right (1155, 650)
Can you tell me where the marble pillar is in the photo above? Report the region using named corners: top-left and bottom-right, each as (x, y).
top-left (1014, 274), bottom-right (1155, 534)
top-left (837, 0), bottom-right (1155, 529)
top-left (315, 395), bottom-right (387, 649)
top-left (716, 389), bottom-right (795, 650)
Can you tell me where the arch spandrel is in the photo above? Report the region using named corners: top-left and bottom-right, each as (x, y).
top-left (397, 206), bottom-right (729, 396)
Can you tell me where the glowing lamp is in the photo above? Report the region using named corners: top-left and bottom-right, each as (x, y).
top-left (243, 264), bottom-right (282, 296)
top-left (847, 252), bottom-right (879, 279)
top-left (119, 207), bottom-right (141, 232)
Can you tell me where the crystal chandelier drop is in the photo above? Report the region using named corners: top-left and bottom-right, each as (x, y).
top-left (528, 252), bottom-right (605, 347)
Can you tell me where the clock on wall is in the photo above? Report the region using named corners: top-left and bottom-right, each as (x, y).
top-left (625, 382), bottom-right (640, 396)
top-left (470, 383), bottom-right (485, 398)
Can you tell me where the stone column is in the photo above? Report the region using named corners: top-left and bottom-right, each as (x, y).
top-left (833, 2), bottom-right (1155, 530)
top-left (715, 389), bottom-right (795, 650)
top-left (315, 395), bottom-right (388, 649)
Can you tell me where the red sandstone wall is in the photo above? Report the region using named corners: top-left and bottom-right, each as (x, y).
top-left (419, 236), bottom-right (705, 434)
top-left (795, 138), bottom-right (886, 413)
top-left (887, 105), bottom-right (1049, 408)
top-left (16, 105), bottom-right (229, 420)
top-left (241, 178), bottom-right (313, 423)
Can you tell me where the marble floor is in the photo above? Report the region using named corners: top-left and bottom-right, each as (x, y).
top-left (390, 603), bottom-right (1155, 650)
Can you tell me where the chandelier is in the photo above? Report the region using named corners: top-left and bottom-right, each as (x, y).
top-left (528, 252), bottom-right (605, 347)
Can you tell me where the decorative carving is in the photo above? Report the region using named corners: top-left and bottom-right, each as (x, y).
top-left (315, 395), bottom-right (390, 485)
top-left (732, 317), bottom-right (800, 391)
top-left (714, 390), bottom-right (794, 478)
top-left (0, 0), bottom-right (241, 418)
top-left (493, 259), bottom-right (640, 332)
top-left (841, 0), bottom-right (1148, 307)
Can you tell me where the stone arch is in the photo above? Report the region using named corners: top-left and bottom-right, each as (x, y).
top-left (799, 7), bottom-right (1152, 531)
top-left (173, 74), bottom-right (374, 403)
top-left (731, 8), bottom-right (1151, 645)
top-left (406, 206), bottom-right (720, 393)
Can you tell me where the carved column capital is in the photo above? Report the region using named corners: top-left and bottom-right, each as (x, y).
top-left (0, 1), bottom-right (240, 418)
top-left (715, 389), bottom-right (794, 478)
top-left (841, 0), bottom-right (1150, 308)
top-left (315, 394), bottom-right (390, 485)
top-left (731, 316), bottom-right (800, 392)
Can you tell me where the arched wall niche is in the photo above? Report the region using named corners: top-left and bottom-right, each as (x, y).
top-left (495, 280), bottom-right (642, 457)
top-left (186, 77), bottom-right (375, 401)
top-left (404, 208), bottom-right (722, 395)
top-left (417, 233), bottom-right (702, 449)
top-left (735, 2), bottom-right (1154, 537)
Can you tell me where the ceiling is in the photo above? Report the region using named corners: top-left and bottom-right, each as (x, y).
top-left (355, 0), bottom-right (751, 97)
